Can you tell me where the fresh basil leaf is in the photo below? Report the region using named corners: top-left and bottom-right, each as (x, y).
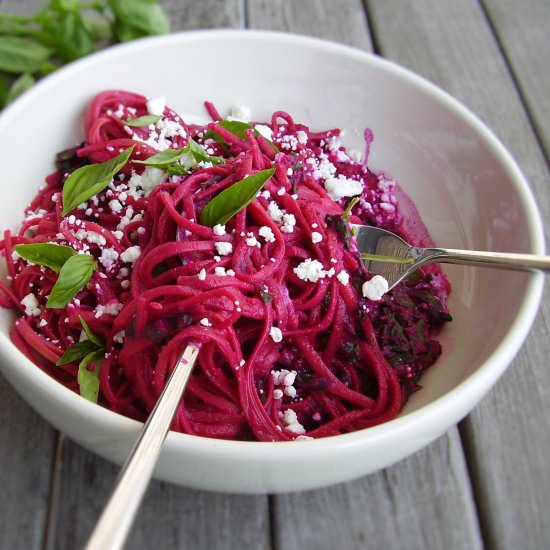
top-left (0, 36), bottom-right (52, 74)
top-left (342, 196), bottom-right (360, 219)
top-left (78, 315), bottom-right (103, 347)
top-left (6, 72), bottom-right (34, 104)
top-left (77, 350), bottom-right (104, 403)
top-left (166, 164), bottom-right (189, 176)
top-left (108, 0), bottom-right (170, 41)
top-left (123, 114), bottom-right (162, 127)
top-left (82, 15), bottom-right (112, 42)
top-left (56, 339), bottom-right (99, 366)
top-left (0, 17), bottom-right (35, 36)
top-left (200, 168), bottom-right (275, 227)
top-left (62, 146), bottom-right (134, 215)
top-left (14, 243), bottom-right (76, 272)
top-left (37, 11), bottom-right (94, 63)
top-left (136, 147), bottom-right (191, 168)
top-left (47, 254), bottom-right (97, 308)
top-left (259, 288), bottom-right (273, 304)
top-left (187, 139), bottom-right (224, 165)
top-left (207, 120), bottom-right (278, 152)
top-left (0, 73), bottom-right (9, 107)
top-left (50, 0), bottom-right (80, 10)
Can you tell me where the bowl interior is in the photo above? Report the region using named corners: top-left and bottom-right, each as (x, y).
top-left (0, 31), bottom-right (541, 438)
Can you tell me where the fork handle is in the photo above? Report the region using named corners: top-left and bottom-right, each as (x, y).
top-left (418, 247), bottom-right (550, 272)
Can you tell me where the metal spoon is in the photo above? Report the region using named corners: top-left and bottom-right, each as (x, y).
top-left (352, 224), bottom-right (550, 290)
top-left (85, 343), bottom-right (200, 550)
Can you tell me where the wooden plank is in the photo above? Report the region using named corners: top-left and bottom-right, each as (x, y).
top-left (247, 2), bottom-right (483, 549)
top-left (0, 387), bottom-right (57, 549)
top-left (49, 438), bottom-right (270, 550)
top-left (247, 0), bottom-right (372, 50)
top-left (482, 0), bottom-right (550, 156)
top-left (366, 1), bottom-right (550, 549)
top-left (44, 2), bottom-right (268, 550)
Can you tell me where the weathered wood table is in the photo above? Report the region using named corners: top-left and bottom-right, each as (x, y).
top-left (1, 1), bottom-right (549, 548)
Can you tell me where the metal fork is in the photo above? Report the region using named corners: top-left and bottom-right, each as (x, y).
top-left (352, 224), bottom-right (550, 290)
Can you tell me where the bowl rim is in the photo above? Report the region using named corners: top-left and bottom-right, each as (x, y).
top-left (0, 29), bottom-right (544, 460)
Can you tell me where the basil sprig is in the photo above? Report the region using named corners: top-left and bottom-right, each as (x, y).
top-left (57, 315), bottom-right (105, 403)
top-left (0, 1), bottom-right (169, 108)
top-left (47, 254), bottom-right (97, 308)
top-left (200, 168), bottom-right (275, 227)
top-left (62, 146), bottom-right (133, 215)
top-left (207, 120), bottom-right (278, 152)
top-left (14, 242), bottom-right (97, 308)
top-left (14, 242), bottom-right (75, 272)
top-left (136, 138), bottom-right (224, 173)
top-left (123, 114), bottom-right (162, 127)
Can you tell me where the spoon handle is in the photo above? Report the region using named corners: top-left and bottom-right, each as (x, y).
top-left (85, 343), bottom-right (200, 550)
top-left (420, 247), bottom-right (550, 272)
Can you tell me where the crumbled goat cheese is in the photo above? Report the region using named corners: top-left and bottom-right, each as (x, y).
top-left (282, 409), bottom-right (306, 435)
top-left (215, 242), bottom-right (233, 256)
top-left (120, 245), bottom-right (141, 264)
top-left (156, 119), bottom-right (186, 138)
top-left (146, 96), bottom-right (165, 116)
top-left (293, 258), bottom-right (328, 283)
top-left (21, 293), bottom-right (40, 316)
top-left (113, 330), bottom-right (126, 344)
top-left (199, 318), bottom-right (212, 327)
top-left (39, 319), bottom-right (48, 327)
top-left (99, 248), bottom-right (119, 271)
top-left (269, 326), bottom-right (283, 343)
top-left (280, 213), bottom-right (296, 233)
top-left (336, 270), bottom-right (350, 286)
top-left (277, 187), bottom-right (285, 196)
top-left (214, 267), bottom-right (228, 277)
top-left (213, 224), bottom-right (226, 236)
top-left (311, 231), bottom-right (323, 243)
top-left (273, 389), bottom-right (284, 400)
top-left (227, 105), bottom-right (252, 122)
top-left (296, 130), bottom-right (308, 144)
top-left (258, 226), bottom-right (275, 243)
top-left (362, 275), bottom-right (389, 301)
top-left (324, 176), bottom-right (363, 201)
top-left (267, 201), bottom-right (284, 222)
top-left (348, 149), bottom-right (362, 162)
top-left (128, 167), bottom-right (166, 197)
top-left (246, 236), bottom-right (260, 247)
top-left (95, 302), bottom-right (123, 318)
top-left (109, 199), bottom-right (123, 213)
top-left (284, 386), bottom-right (297, 398)
top-left (254, 124), bottom-right (273, 141)
top-left (198, 268), bottom-right (206, 280)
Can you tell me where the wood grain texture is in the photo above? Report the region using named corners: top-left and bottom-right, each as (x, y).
top-left (366, 1), bottom-right (550, 548)
top-left (247, 0), bottom-right (372, 50)
top-left (0, 388), bottom-right (57, 549)
top-left (482, 0), bottom-right (550, 158)
top-left (248, 2), bottom-right (483, 549)
top-left (48, 439), bottom-right (269, 550)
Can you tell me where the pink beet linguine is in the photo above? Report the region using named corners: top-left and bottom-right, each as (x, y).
top-left (0, 91), bottom-right (451, 441)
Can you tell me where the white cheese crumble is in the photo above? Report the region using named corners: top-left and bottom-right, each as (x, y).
top-left (269, 326), bottom-right (283, 343)
top-left (362, 275), bottom-right (389, 301)
top-left (215, 242), bottom-right (233, 256)
top-left (39, 319), bottom-right (48, 327)
top-left (21, 293), bottom-right (40, 316)
top-left (282, 409), bottom-right (306, 435)
top-left (273, 389), bottom-right (284, 399)
top-left (109, 199), bottom-right (123, 213)
top-left (113, 330), bottom-right (126, 344)
top-left (296, 130), bottom-right (308, 144)
top-left (311, 231), bottom-right (323, 244)
top-left (213, 224), bottom-right (226, 236)
top-left (293, 258), bottom-right (328, 283)
top-left (227, 105), bottom-right (252, 122)
top-left (128, 167), bottom-right (166, 197)
top-left (246, 236), bottom-right (260, 248)
top-left (199, 318), bottom-right (212, 327)
top-left (324, 176), bottom-right (363, 201)
top-left (336, 270), bottom-right (350, 286)
top-left (146, 96), bottom-right (165, 116)
top-left (258, 226), bottom-right (275, 243)
top-left (95, 302), bottom-right (123, 318)
top-left (214, 266), bottom-right (228, 277)
top-left (267, 201), bottom-right (284, 222)
top-left (280, 213), bottom-right (296, 234)
top-left (120, 245), bottom-right (141, 264)
top-left (99, 248), bottom-right (119, 271)
top-left (198, 268), bottom-right (206, 280)
top-left (254, 124), bottom-right (273, 141)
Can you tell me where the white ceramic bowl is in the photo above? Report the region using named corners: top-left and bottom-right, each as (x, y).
top-left (0, 31), bottom-right (544, 494)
